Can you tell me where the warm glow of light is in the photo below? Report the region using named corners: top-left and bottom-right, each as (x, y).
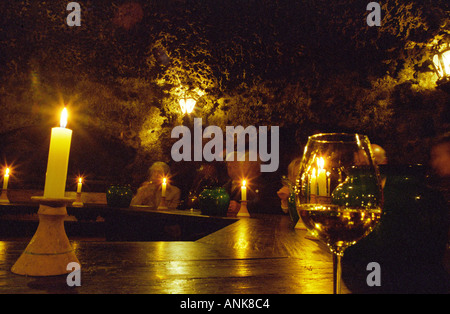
top-left (433, 49), bottom-right (450, 80)
top-left (78, 177), bottom-right (82, 184)
top-left (163, 177), bottom-right (167, 184)
top-left (316, 157), bottom-right (325, 170)
top-left (179, 98), bottom-right (196, 114)
top-left (60, 108), bottom-right (68, 128)
top-left (233, 220), bottom-right (250, 259)
top-left (241, 179), bottom-right (247, 201)
top-left (3, 167), bottom-right (10, 190)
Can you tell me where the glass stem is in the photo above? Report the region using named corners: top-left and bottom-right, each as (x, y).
top-left (333, 253), bottom-right (343, 294)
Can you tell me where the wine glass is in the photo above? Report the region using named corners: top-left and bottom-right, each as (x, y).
top-left (295, 133), bottom-right (383, 294)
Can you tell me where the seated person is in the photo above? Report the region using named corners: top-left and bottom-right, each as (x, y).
top-left (223, 151), bottom-right (280, 215)
top-left (371, 144), bottom-right (388, 165)
top-left (431, 132), bottom-right (450, 178)
top-left (223, 151), bottom-right (260, 216)
top-left (354, 144), bottom-right (388, 166)
top-left (131, 162), bottom-right (180, 209)
top-left (430, 132), bottom-right (450, 207)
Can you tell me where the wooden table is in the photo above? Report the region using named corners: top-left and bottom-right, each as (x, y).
top-left (0, 211), bottom-right (448, 294)
top-left (0, 213), bottom-right (345, 294)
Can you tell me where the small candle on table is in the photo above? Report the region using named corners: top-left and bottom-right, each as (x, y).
top-left (317, 157), bottom-right (327, 196)
top-left (162, 178), bottom-right (167, 197)
top-left (77, 177), bottom-right (82, 193)
top-left (43, 107), bottom-right (73, 199)
top-left (241, 180), bottom-right (247, 201)
top-left (3, 168), bottom-right (10, 190)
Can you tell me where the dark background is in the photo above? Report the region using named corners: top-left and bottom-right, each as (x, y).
top-left (0, 0), bottom-right (448, 196)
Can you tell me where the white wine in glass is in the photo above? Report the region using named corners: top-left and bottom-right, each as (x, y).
top-left (295, 133), bottom-right (383, 294)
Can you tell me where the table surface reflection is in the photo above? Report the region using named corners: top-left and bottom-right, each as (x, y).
top-left (0, 213), bottom-right (346, 294)
top-left (0, 213), bottom-right (448, 294)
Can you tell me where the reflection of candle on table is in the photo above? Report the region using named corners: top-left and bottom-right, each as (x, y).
top-left (317, 157), bottom-right (327, 196)
top-left (3, 168), bottom-right (10, 190)
top-left (43, 108), bottom-right (73, 199)
top-left (241, 180), bottom-right (247, 201)
top-left (162, 178), bottom-right (167, 197)
top-left (77, 177), bottom-right (82, 193)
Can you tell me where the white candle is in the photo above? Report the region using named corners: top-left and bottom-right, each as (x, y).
top-left (326, 171), bottom-right (331, 196)
top-left (241, 180), bottom-right (247, 201)
top-left (3, 168), bottom-right (10, 190)
top-left (317, 157), bottom-right (327, 196)
top-left (162, 178), bottom-right (167, 197)
top-left (310, 168), bottom-right (317, 195)
top-left (77, 177), bottom-right (82, 193)
top-left (43, 108), bottom-right (73, 199)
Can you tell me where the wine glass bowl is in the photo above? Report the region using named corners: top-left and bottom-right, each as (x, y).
top-left (295, 133), bottom-right (383, 293)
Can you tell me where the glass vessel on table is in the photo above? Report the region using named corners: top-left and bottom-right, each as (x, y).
top-left (295, 133), bottom-right (383, 294)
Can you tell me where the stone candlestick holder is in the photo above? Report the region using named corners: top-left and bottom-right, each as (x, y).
top-left (72, 192), bottom-right (83, 207)
top-left (237, 200), bottom-right (250, 217)
top-left (157, 196), bottom-right (168, 210)
top-left (11, 196), bottom-right (80, 276)
top-left (0, 189), bottom-right (9, 204)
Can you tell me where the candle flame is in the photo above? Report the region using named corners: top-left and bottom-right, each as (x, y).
top-left (60, 108), bottom-right (68, 128)
top-left (5, 168), bottom-right (9, 176)
top-left (317, 157), bottom-right (325, 170)
top-left (78, 177), bottom-right (82, 184)
top-left (163, 178), bottom-right (167, 184)
top-left (242, 180), bottom-right (246, 187)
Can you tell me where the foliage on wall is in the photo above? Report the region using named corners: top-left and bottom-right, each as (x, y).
top-left (0, 0), bottom-right (449, 184)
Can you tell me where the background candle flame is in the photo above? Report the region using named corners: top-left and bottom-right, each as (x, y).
top-left (241, 179), bottom-right (247, 201)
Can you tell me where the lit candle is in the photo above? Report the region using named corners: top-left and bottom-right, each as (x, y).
top-left (162, 178), bottom-right (167, 197)
top-left (310, 168), bottom-right (317, 195)
top-left (43, 108), bottom-right (73, 199)
top-left (306, 173), bottom-right (310, 202)
top-left (326, 171), bottom-right (331, 196)
top-left (3, 168), bottom-right (10, 190)
top-left (317, 157), bottom-right (327, 196)
top-left (241, 180), bottom-right (247, 201)
top-left (77, 177), bottom-right (82, 193)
